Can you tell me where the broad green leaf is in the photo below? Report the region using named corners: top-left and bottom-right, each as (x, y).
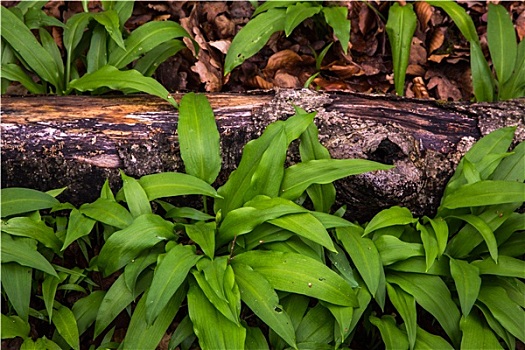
top-left (97, 214), bottom-right (175, 276)
top-left (86, 24), bottom-right (108, 73)
top-left (1, 263), bottom-right (31, 322)
top-left (491, 141), bottom-right (525, 182)
top-left (124, 245), bottom-right (162, 293)
top-left (1, 314), bottom-right (30, 339)
top-left (121, 171), bottom-right (151, 218)
top-left (94, 271), bottom-right (152, 338)
top-left (218, 196), bottom-right (307, 246)
top-left (281, 159), bottom-right (392, 200)
top-left (187, 278), bottom-right (246, 350)
top-left (1, 235), bottom-right (57, 277)
top-left (91, 10), bottom-right (125, 49)
top-left (178, 93), bottom-right (221, 184)
top-left (80, 198), bottom-right (133, 229)
top-left (375, 235), bottom-right (424, 266)
top-left (296, 304), bottom-right (334, 344)
top-left (134, 39), bottom-right (186, 77)
top-left (336, 226), bottom-right (382, 298)
top-left (386, 283), bottom-right (416, 350)
top-left (414, 326), bottom-right (454, 349)
top-left (264, 236), bottom-right (321, 262)
top-left (487, 4), bottom-right (516, 86)
top-left (460, 313), bottom-right (503, 350)
top-left (1, 63), bottom-right (45, 94)
top-left (284, 3), bottom-right (321, 37)
top-left (167, 315), bottom-right (194, 350)
top-left (20, 337), bottom-right (61, 350)
top-left (233, 263), bottom-right (296, 348)
top-left (426, 1), bottom-right (478, 43)
top-left (68, 65), bottom-right (178, 107)
top-left (449, 258), bottom-right (481, 316)
top-left (442, 180), bottom-right (525, 209)
top-left (269, 212), bottom-right (336, 252)
top-left (72, 290), bottom-right (105, 335)
top-left (498, 231), bottom-right (525, 258)
top-left (472, 256), bottom-right (525, 279)
top-left (165, 206), bottom-right (214, 221)
top-left (245, 326), bottom-right (270, 350)
top-left (24, 7), bottom-right (64, 29)
top-left (243, 223), bottom-right (293, 250)
top-left (15, 0), bottom-right (47, 14)
top-left (1, 6), bottom-right (61, 89)
top-left (385, 3), bottom-right (417, 96)
top-left (146, 244), bottom-right (202, 324)
top-left (139, 172), bottom-right (220, 200)
top-left (113, 0), bottom-right (134, 29)
top-left (184, 222), bottom-right (216, 259)
top-left (388, 256), bottom-right (450, 277)
top-left (52, 304), bottom-right (80, 350)
top-left (426, 216), bottom-right (448, 256)
top-left (232, 250), bottom-right (358, 306)
top-left (42, 274), bottom-right (60, 322)
top-left (224, 8), bottom-right (286, 74)
top-left (417, 222), bottom-right (439, 271)
top-left (299, 123), bottom-right (335, 213)
top-left (327, 244), bottom-right (359, 288)
top-left (369, 315), bottom-right (409, 350)
top-left (2, 217), bottom-right (62, 253)
top-left (500, 39), bottom-right (525, 100)
top-left (62, 209), bottom-right (96, 251)
top-left (109, 20), bottom-right (190, 69)
top-left (38, 27), bottom-right (63, 84)
top-left (215, 111), bottom-right (315, 215)
top-left (364, 206), bottom-right (416, 236)
top-left (252, 0), bottom-right (295, 16)
top-left (1, 187), bottom-right (59, 218)
top-left (63, 12), bottom-right (92, 83)
top-left (322, 6), bottom-right (350, 54)
top-left (387, 272), bottom-right (461, 346)
top-left (322, 301), bottom-right (353, 345)
top-left (476, 302), bottom-right (516, 350)
top-left (122, 284), bottom-right (186, 350)
top-left (477, 285), bottom-right (525, 342)
top-left (447, 214), bottom-right (498, 262)
top-left (470, 42), bottom-right (495, 102)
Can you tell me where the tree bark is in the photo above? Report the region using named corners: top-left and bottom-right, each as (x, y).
top-left (2, 89), bottom-right (524, 221)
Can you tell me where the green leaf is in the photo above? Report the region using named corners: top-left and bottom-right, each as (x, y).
top-left (122, 284), bottom-right (186, 350)
top-left (477, 285), bottom-right (525, 343)
top-left (1, 263), bottom-right (31, 322)
top-left (470, 42), bottom-right (495, 102)
top-left (178, 93), bottom-right (221, 184)
top-left (165, 206), bottom-right (214, 221)
top-left (109, 20), bottom-right (190, 69)
top-left (446, 214), bottom-right (498, 262)
top-left (387, 272), bottom-right (461, 346)
top-left (52, 304), bottom-right (80, 350)
top-left (72, 290), bottom-right (105, 335)
top-left (369, 315), bottom-right (409, 350)
top-left (2, 217), bottom-right (62, 253)
top-left (269, 213), bottom-right (336, 252)
top-left (417, 222), bottom-right (439, 271)
top-left (124, 246), bottom-right (162, 293)
top-left (426, 1), bottom-right (479, 43)
top-left (487, 3), bottom-right (516, 86)
top-left (69, 65), bottom-right (178, 107)
top-left (426, 216), bottom-right (448, 256)
top-left (414, 326), bottom-right (454, 349)
top-left (63, 12), bottom-right (92, 84)
top-left (184, 222), bottom-right (216, 259)
top-left (364, 206), bottom-right (416, 236)
top-left (491, 140), bottom-right (525, 182)
top-left (284, 3), bottom-right (321, 37)
top-left (449, 258), bottom-right (481, 317)
top-left (1, 314), bottom-right (30, 339)
top-left (86, 24), bottom-right (108, 73)
top-left (134, 39), bottom-right (186, 77)
top-left (187, 278), bottom-right (246, 350)
top-left (460, 313), bottom-right (503, 350)
top-left (62, 209), bottom-right (96, 251)
top-left (215, 111), bottom-right (315, 215)
top-left (232, 250), bottom-right (358, 307)
top-left (322, 6), bottom-right (350, 54)
top-left (500, 39), bottom-right (525, 100)
top-left (20, 337), bottom-right (61, 350)
top-left (327, 244), bottom-right (359, 288)
top-left (24, 7), bottom-right (65, 29)
top-left (375, 235), bottom-right (424, 266)
top-left (442, 180), bottom-right (525, 209)
top-left (224, 8), bottom-right (286, 74)
top-left (42, 274), bottom-right (60, 322)
top-left (336, 226), bottom-right (383, 299)
top-left (296, 304), bottom-right (334, 344)
top-left (388, 257), bottom-right (450, 277)
top-left (15, 1), bottom-right (47, 15)
top-left (1, 63), bottom-right (46, 94)
top-left (167, 315), bottom-right (194, 350)
top-left (97, 214), bottom-right (175, 276)
top-left (1, 235), bottom-right (57, 277)
top-left (322, 301), bottom-right (353, 345)
top-left (0, 6), bottom-right (61, 89)
top-left (139, 172), bottom-right (220, 200)
top-left (1, 187), bottom-right (60, 218)
top-left (80, 198), bottom-right (133, 229)
top-left (386, 283), bottom-right (416, 350)
top-left (281, 159), bottom-right (392, 201)
top-left (385, 3), bottom-right (417, 96)
top-left (245, 326), bottom-right (270, 350)
top-left (472, 256), bottom-right (525, 279)
top-left (120, 171), bottom-right (151, 218)
top-left (475, 302), bottom-right (516, 350)
top-left (146, 244), bottom-right (202, 324)
top-left (91, 10), bottom-right (125, 49)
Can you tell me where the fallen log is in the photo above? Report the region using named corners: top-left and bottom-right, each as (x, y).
top-left (2, 89), bottom-right (524, 221)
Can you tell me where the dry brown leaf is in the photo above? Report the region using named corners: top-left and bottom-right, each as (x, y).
top-left (52, 27), bottom-right (63, 50)
top-left (516, 10), bottom-right (525, 41)
top-left (214, 15), bottom-right (235, 38)
top-left (358, 3), bottom-right (376, 35)
top-left (274, 70), bottom-right (301, 88)
top-left (247, 75), bottom-right (273, 89)
top-left (192, 60), bottom-right (223, 92)
top-left (324, 62), bottom-right (363, 79)
top-left (414, 1), bottom-right (433, 32)
top-left (313, 76), bottom-right (349, 91)
top-left (209, 40), bottom-right (231, 54)
top-left (428, 54), bottom-right (449, 63)
top-left (148, 3), bottom-right (168, 12)
top-left (264, 50), bottom-right (303, 75)
top-left (202, 1), bottom-right (229, 23)
top-left (409, 37), bottom-right (427, 66)
top-left (406, 64), bottom-right (425, 76)
top-left (154, 14), bottom-right (171, 21)
top-left (412, 77), bottom-right (430, 99)
top-left (428, 27), bottom-right (445, 53)
top-left (427, 75), bottom-right (462, 101)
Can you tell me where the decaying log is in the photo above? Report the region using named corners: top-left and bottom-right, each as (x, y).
top-left (2, 89), bottom-right (524, 221)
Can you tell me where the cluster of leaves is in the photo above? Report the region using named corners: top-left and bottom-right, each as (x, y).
top-left (2, 92), bottom-right (524, 349)
top-left (387, 0), bottom-right (524, 101)
top-left (0, 0), bottom-right (196, 107)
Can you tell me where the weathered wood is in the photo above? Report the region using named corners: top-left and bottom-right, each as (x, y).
top-left (2, 90), bottom-right (524, 221)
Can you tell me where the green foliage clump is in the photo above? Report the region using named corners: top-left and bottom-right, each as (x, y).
top-left (2, 92), bottom-right (524, 349)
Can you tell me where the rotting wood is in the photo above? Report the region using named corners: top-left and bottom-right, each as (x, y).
top-left (2, 89), bottom-right (524, 221)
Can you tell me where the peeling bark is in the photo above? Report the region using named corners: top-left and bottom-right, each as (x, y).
top-left (2, 90), bottom-right (523, 221)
